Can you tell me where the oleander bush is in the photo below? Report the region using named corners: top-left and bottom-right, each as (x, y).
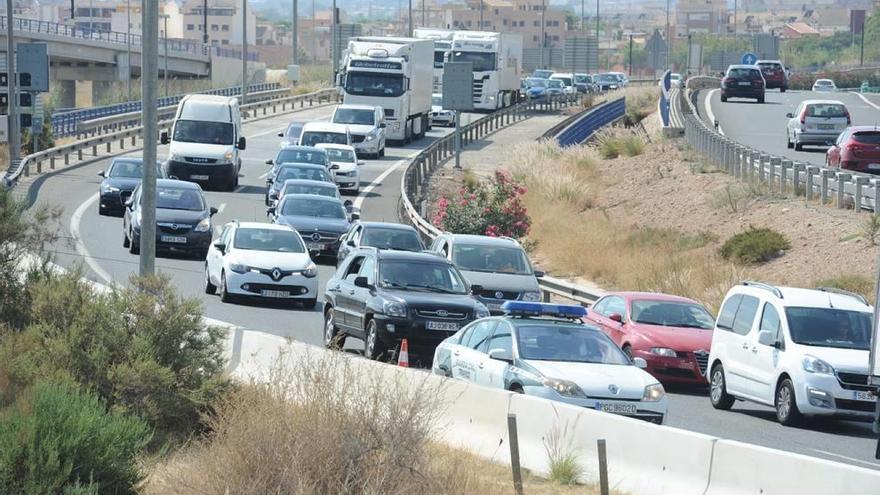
top-left (433, 169), bottom-right (531, 238)
top-left (720, 226), bottom-right (790, 265)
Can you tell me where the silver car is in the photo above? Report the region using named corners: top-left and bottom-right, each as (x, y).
top-left (786, 100), bottom-right (850, 150)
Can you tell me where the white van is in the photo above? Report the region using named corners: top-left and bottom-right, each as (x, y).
top-left (161, 95), bottom-right (245, 191)
top-left (299, 122), bottom-right (352, 148)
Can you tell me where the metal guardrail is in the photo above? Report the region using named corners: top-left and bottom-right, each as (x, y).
top-left (52, 83), bottom-right (281, 137)
top-left (554, 98), bottom-right (625, 147)
top-left (681, 86), bottom-right (880, 213)
top-left (399, 94), bottom-right (615, 307)
top-left (3, 87), bottom-right (340, 187)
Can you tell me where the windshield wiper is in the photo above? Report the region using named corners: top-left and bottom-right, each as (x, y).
top-left (382, 280), bottom-right (407, 289)
top-left (404, 284), bottom-right (457, 294)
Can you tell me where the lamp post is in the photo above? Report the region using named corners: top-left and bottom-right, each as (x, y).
top-left (241, 0), bottom-right (248, 105)
top-left (479, 0), bottom-right (483, 30)
top-left (664, 0), bottom-right (669, 71)
top-left (126, 0), bottom-right (132, 100)
top-left (539, 0), bottom-right (545, 69)
top-left (624, 32), bottom-right (645, 77)
top-left (292, 0), bottom-right (298, 65)
top-left (5, 0), bottom-right (19, 167)
top-left (162, 14), bottom-right (169, 98)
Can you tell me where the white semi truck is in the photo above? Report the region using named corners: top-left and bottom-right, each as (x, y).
top-left (339, 37), bottom-right (434, 144)
top-left (449, 31), bottom-right (523, 110)
top-left (413, 28), bottom-right (455, 93)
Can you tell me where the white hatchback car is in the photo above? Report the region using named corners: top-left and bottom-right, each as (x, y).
top-left (205, 221), bottom-right (319, 308)
top-left (708, 281), bottom-right (875, 426)
top-left (786, 99), bottom-right (850, 150)
top-left (316, 143), bottom-right (362, 194)
top-left (812, 79), bottom-right (838, 92)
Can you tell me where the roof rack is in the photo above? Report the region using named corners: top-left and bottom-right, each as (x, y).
top-left (498, 236), bottom-right (519, 244)
top-left (816, 287), bottom-right (869, 306)
top-left (740, 281), bottom-right (783, 299)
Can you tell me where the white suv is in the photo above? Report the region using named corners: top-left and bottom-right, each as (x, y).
top-left (708, 281), bottom-right (874, 426)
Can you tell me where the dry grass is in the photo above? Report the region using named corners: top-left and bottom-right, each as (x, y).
top-left (143, 349), bottom-right (603, 495)
top-left (510, 140), bottom-right (599, 212)
top-left (594, 128), bottom-right (646, 159)
top-left (0, 145), bottom-right (8, 171)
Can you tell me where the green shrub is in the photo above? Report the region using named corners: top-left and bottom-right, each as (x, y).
top-left (814, 275), bottom-right (875, 304)
top-left (433, 169), bottom-right (530, 238)
top-left (720, 227), bottom-right (790, 264)
top-left (0, 380), bottom-right (151, 494)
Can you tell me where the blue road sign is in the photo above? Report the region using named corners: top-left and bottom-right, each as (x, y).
top-left (741, 52), bottom-right (758, 65)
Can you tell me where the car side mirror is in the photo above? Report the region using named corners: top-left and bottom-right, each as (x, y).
top-left (758, 330), bottom-right (778, 348)
top-left (266, 206), bottom-right (276, 215)
top-left (354, 276), bottom-right (371, 289)
top-left (160, 131), bottom-right (169, 145)
top-left (343, 199), bottom-right (353, 207)
top-left (609, 313), bottom-right (624, 324)
top-left (785, 112), bottom-right (794, 118)
top-left (489, 348), bottom-right (514, 364)
top-left (124, 197), bottom-right (134, 209)
top-left (534, 270), bottom-right (545, 278)
top-left (237, 137), bottom-right (247, 150)
top-left (380, 122), bottom-right (386, 128)
top-left (212, 241), bottom-right (225, 253)
top-left (209, 206), bottom-right (218, 216)
top-left (265, 159), bottom-right (274, 165)
top-left (277, 132), bottom-right (284, 137)
top-left (633, 357), bottom-right (648, 369)
top-left (97, 170), bottom-right (106, 178)
top-left (331, 164), bottom-right (340, 170)
top-left (470, 284), bottom-right (483, 295)
top-left (350, 212), bottom-right (360, 221)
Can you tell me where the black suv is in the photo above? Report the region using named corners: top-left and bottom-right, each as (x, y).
top-left (323, 248), bottom-right (490, 360)
top-left (721, 65), bottom-right (765, 103)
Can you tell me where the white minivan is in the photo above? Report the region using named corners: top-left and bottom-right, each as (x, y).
top-left (299, 122), bottom-right (352, 148)
top-left (161, 95), bottom-right (246, 191)
top-left (708, 281), bottom-right (875, 426)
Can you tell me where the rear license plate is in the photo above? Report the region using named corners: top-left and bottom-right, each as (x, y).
top-left (307, 242), bottom-right (324, 251)
top-left (426, 321), bottom-right (459, 331)
top-left (738, 81), bottom-right (750, 86)
top-left (596, 402), bottom-right (638, 414)
top-left (160, 235), bottom-right (187, 244)
top-left (868, 163), bottom-right (880, 170)
top-left (261, 289), bottom-right (289, 298)
top-left (190, 174), bottom-right (210, 180)
top-left (817, 124), bottom-right (834, 130)
top-left (853, 390), bottom-right (877, 402)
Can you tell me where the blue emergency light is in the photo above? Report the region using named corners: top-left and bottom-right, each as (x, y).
top-left (501, 301), bottom-right (587, 319)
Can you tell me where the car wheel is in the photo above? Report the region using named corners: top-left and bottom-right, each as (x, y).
top-left (364, 319), bottom-right (387, 360)
top-left (302, 297), bottom-right (317, 309)
top-left (775, 378), bottom-right (803, 426)
top-left (128, 232), bottom-right (139, 255)
top-left (709, 364), bottom-right (735, 410)
top-left (720, 95), bottom-right (728, 103)
top-left (758, 96), bottom-right (765, 104)
top-left (323, 309), bottom-right (345, 349)
top-left (787, 134), bottom-right (793, 149)
top-left (219, 271), bottom-right (232, 303)
top-left (380, 146), bottom-right (385, 158)
top-left (794, 141), bottom-right (803, 151)
top-left (781, 86), bottom-right (786, 93)
top-left (99, 205), bottom-right (108, 216)
top-left (204, 264), bottom-right (216, 294)
top-left (123, 230), bottom-right (130, 248)
top-left (510, 384), bottom-right (524, 394)
top-left (622, 345), bottom-right (633, 360)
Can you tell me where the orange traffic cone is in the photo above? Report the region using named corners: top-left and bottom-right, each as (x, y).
top-left (398, 339), bottom-right (410, 368)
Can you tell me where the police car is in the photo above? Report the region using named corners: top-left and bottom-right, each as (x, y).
top-left (431, 301), bottom-right (668, 424)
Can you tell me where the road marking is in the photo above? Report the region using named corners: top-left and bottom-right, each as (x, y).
top-left (705, 89), bottom-right (724, 135)
top-left (812, 449), bottom-right (880, 469)
top-left (71, 193), bottom-right (116, 287)
top-left (352, 150), bottom-right (422, 211)
top-left (217, 203), bottom-right (226, 214)
top-left (856, 93), bottom-right (880, 111)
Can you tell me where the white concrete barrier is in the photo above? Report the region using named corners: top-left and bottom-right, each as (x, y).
top-left (705, 440), bottom-right (880, 495)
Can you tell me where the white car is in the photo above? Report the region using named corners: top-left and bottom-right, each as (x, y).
top-left (205, 221), bottom-right (319, 308)
top-left (550, 73), bottom-right (577, 95)
top-left (277, 121), bottom-right (305, 148)
top-left (708, 282), bottom-right (875, 426)
top-left (670, 73), bottom-right (683, 88)
top-left (330, 105), bottom-right (386, 159)
top-left (316, 143), bottom-right (362, 194)
top-left (430, 94), bottom-right (455, 127)
top-left (786, 99), bottom-right (850, 150)
top-left (432, 302), bottom-right (668, 424)
top-left (299, 122), bottom-right (352, 148)
top-left (812, 79), bottom-right (838, 92)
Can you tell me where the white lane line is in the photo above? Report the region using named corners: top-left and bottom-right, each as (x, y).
top-left (705, 89), bottom-right (724, 135)
top-left (259, 170), bottom-right (271, 180)
top-left (811, 449), bottom-right (880, 469)
top-left (217, 203), bottom-right (227, 214)
top-left (856, 93), bottom-right (880, 111)
top-left (352, 150), bottom-right (421, 211)
top-left (70, 193), bottom-right (116, 287)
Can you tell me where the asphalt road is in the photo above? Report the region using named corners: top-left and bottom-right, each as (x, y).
top-left (30, 101), bottom-right (880, 471)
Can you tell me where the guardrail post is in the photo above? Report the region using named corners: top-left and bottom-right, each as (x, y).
top-left (78, 149), bottom-right (83, 161)
top-left (36, 160), bottom-right (42, 174)
top-left (872, 179), bottom-right (880, 214)
top-left (792, 162), bottom-right (804, 196)
top-left (768, 157), bottom-right (780, 189)
top-left (820, 169), bottom-right (831, 205)
top-left (106, 142), bottom-right (111, 153)
top-left (780, 159), bottom-right (792, 195)
top-left (748, 151), bottom-right (760, 181)
top-left (806, 166), bottom-right (818, 201)
top-left (836, 172), bottom-right (852, 209)
top-left (854, 176), bottom-right (868, 211)
top-left (132, 135), bottom-right (137, 146)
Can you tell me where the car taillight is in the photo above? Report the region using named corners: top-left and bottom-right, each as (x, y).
top-left (799, 107), bottom-right (807, 125)
top-left (722, 77), bottom-right (734, 87)
top-left (844, 108), bottom-right (851, 125)
top-left (752, 78), bottom-right (764, 87)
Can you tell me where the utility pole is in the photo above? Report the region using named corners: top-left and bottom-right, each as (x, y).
top-left (127, 0), bottom-right (132, 100)
top-left (628, 33), bottom-right (633, 76)
top-left (140, 0), bottom-right (158, 275)
top-left (408, 0), bottom-right (412, 36)
top-left (860, 27), bottom-right (865, 67)
top-left (733, 0), bottom-right (737, 52)
top-left (540, 0), bottom-right (545, 69)
top-left (202, 0), bottom-right (208, 44)
top-left (163, 14), bottom-right (169, 98)
top-left (292, 0), bottom-right (298, 64)
top-left (331, 0), bottom-right (336, 85)
top-left (479, 0), bottom-right (483, 30)
top-left (421, 0), bottom-right (425, 28)
top-left (5, 0), bottom-right (19, 168)
top-left (665, 0), bottom-right (669, 71)
top-left (241, 0), bottom-right (248, 105)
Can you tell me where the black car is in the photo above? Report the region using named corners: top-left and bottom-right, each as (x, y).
top-left (123, 179), bottom-right (218, 258)
top-left (265, 163), bottom-right (335, 205)
top-left (269, 193), bottom-right (358, 257)
top-left (97, 157), bottom-right (164, 216)
top-left (721, 65), bottom-right (765, 103)
top-left (337, 221), bottom-right (425, 265)
top-left (265, 146), bottom-right (330, 179)
top-left (323, 248), bottom-right (490, 360)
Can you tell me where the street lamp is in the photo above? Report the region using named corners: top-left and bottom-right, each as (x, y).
top-left (161, 14), bottom-right (169, 98)
top-left (624, 31), bottom-right (645, 77)
top-left (127, 0), bottom-right (132, 100)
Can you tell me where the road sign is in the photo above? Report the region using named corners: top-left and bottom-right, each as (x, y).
top-left (16, 43), bottom-right (50, 93)
top-left (442, 62), bottom-right (473, 111)
top-left (741, 52), bottom-right (757, 65)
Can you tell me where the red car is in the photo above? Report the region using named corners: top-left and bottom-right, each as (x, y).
top-left (826, 126), bottom-right (880, 174)
top-left (584, 292), bottom-right (715, 386)
top-left (756, 60), bottom-right (788, 92)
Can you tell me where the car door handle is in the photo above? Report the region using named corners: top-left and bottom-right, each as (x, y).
top-left (478, 362), bottom-right (485, 369)
top-left (348, 289), bottom-right (355, 295)
top-left (453, 351), bottom-right (460, 356)
top-left (741, 343), bottom-right (749, 350)
top-left (751, 346), bottom-right (758, 353)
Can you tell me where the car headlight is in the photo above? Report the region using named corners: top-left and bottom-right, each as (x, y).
top-left (383, 301), bottom-right (408, 318)
top-left (642, 383), bottom-right (665, 402)
top-left (169, 152), bottom-right (182, 161)
top-left (802, 355), bottom-right (834, 375)
top-left (475, 304), bottom-right (490, 319)
top-left (650, 347), bottom-right (677, 358)
top-left (194, 217), bottom-right (211, 232)
top-left (521, 291), bottom-right (541, 302)
top-left (302, 262), bottom-right (317, 278)
top-left (223, 151), bottom-right (234, 162)
top-left (542, 377), bottom-right (587, 398)
top-left (101, 184), bottom-right (120, 193)
top-left (364, 133), bottom-right (375, 141)
top-left (229, 263), bottom-right (249, 274)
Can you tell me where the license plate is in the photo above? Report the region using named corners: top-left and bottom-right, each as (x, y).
top-left (817, 124), bottom-right (834, 130)
top-left (868, 163), bottom-right (880, 170)
top-left (261, 289), bottom-right (289, 298)
top-left (160, 235), bottom-right (187, 244)
top-left (853, 390), bottom-right (877, 402)
top-left (596, 402), bottom-right (638, 414)
top-left (487, 303), bottom-right (503, 312)
top-left (307, 242), bottom-right (324, 251)
top-left (738, 81), bottom-right (750, 86)
top-left (426, 321), bottom-right (459, 331)
top-left (190, 174), bottom-right (210, 180)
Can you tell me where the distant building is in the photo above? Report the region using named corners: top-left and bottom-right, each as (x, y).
top-left (781, 21), bottom-right (820, 38)
top-left (802, 7), bottom-right (853, 35)
top-left (675, 0), bottom-right (727, 37)
top-left (180, 0), bottom-right (256, 46)
top-left (444, 0), bottom-right (569, 49)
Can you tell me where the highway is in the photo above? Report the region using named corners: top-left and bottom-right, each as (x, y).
top-left (27, 101), bottom-right (880, 471)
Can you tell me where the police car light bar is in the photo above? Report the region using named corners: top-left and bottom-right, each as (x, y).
top-left (501, 301), bottom-right (587, 319)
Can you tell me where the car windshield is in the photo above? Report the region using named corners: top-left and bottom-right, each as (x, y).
top-left (574, 75), bottom-right (590, 83)
top-left (757, 63), bottom-right (782, 71)
top-left (526, 78), bottom-right (546, 87)
top-left (547, 80), bottom-right (563, 88)
top-left (853, 131), bottom-right (880, 144)
top-left (785, 307), bottom-right (872, 350)
top-left (109, 160), bottom-right (148, 178)
top-left (728, 68), bottom-right (761, 79)
top-left (301, 131), bottom-right (348, 147)
top-left (432, 96), bottom-right (443, 106)
top-left (344, 72), bottom-right (405, 97)
top-left (815, 80), bottom-right (834, 86)
top-left (552, 77), bottom-right (572, 86)
top-left (516, 325), bottom-right (631, 364)
top-left (452, 244), bottom-right (532, 275)
top-left (276, 149), bottom-right (327, 165)
top-left (233, 228), bottom-right (305, 253)
top-left (280, 197), bottom-right (346, 219)
top-left (334, 108), bottom-right (375, 125)
top-left (362, 227), bottom-right (423, 251)
top-left (533, 70), bottom-right (553, 79)
top-left (451, 51), bottom-right (496, 72)
top-left (276, 166), bottom-right (331, 183)
top-left (805, 104), bottom-right (847, 118)
top-left (286, 123), bottom-right (304, 138)
top-left (378, 260), bottom-right (468, 294)
top-left (282, 183), bottom-right (337, 198)
top-left (172, 120), bottom-right (234, 145)
top-left (630, 300), bottom-right (715, 330)
top-left (325, 148), bottom-right (356, 162)
top-left (596, 75), bottom-right (617, 83)
top-left (154, 187), bottom-right (205, 211)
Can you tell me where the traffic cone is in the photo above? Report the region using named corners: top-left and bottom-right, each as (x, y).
top-left (397, 339), bottom-right (410, 368)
